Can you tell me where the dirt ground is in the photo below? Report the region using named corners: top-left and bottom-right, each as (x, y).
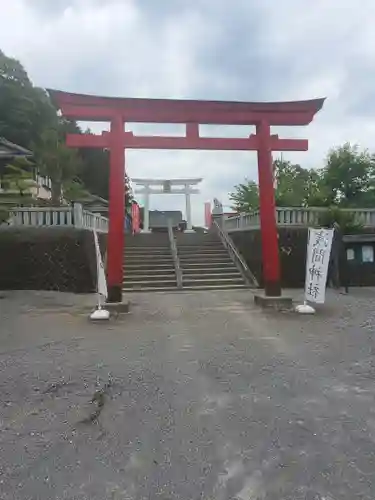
top-left (1, 288), bottom-right (375, 499)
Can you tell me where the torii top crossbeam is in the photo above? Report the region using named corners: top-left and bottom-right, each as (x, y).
top-left (49, 90), bottom-right (324, 152)
top-left (49, 89), bottom-right (325, 303)
top-left (49, 90), bottom-right (324, 126)
top-left (132, 178), bottom-right (202, 185)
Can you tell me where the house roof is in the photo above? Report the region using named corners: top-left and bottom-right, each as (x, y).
top-left (77, 193), bottom-right (109, 205)
top-left (0, 138), bottom-right (33, 159)
top-left (343, 234), bottom-right (375, 243)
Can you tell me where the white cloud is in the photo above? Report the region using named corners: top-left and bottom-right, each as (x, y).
top-left (2, 0), bottom-right (375, 223)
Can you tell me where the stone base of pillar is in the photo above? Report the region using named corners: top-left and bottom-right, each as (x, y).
top-left (264, 280), bottom-right (282, 297)
top-left (107, 285), bottom-right (122, 303)
top-left (254, 293), bottom-right (292, 310)
top-left (103, 300), bottom-right (130, 314)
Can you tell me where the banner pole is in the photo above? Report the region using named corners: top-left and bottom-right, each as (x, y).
top-left (90, 229), bottom-right (110, 321)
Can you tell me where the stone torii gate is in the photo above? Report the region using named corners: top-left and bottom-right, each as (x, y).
top-left (48, 89), bottom-right (324, 302)
top-left (133, 178), bottom-right (202, 231)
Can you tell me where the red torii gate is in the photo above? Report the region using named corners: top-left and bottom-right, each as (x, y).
top-left (48, 90), bottom-right (324, 303)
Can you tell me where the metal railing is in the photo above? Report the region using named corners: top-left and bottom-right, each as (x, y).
top-left (224, 207), bottom-right (375, 232)
top-left (8, 203), bottom-right (109, 233)
top-left (167, 219), bottom-right (183, 289)
top-left (212, 219), bottom-right (258, 287)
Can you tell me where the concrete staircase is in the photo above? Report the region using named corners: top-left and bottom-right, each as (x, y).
top-left (175, 232), bottom-right (248, 290)
top-left (123, 233), bottom-right (178, 292)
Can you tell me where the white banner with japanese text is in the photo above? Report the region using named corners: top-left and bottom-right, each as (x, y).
top-left (304, 228), bottom-right (334, 304)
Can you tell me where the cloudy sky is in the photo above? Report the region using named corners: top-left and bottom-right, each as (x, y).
top-left (1, 0), bottom-right (375, 224)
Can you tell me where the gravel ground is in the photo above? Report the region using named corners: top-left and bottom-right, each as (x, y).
top-left (0, 288), bottom-right (375, 499)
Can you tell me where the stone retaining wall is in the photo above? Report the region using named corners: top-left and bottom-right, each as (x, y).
top-left (230, 228), bottom-right (375, 288)
top-left (0, 227), bottom-right (107, 293)
top-left (230, 228), bottom-right (308, 288)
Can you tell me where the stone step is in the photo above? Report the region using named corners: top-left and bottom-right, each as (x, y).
top-left (125, 263), bottom-right (174, 269)
top-left (178, 248), bottom-right (226, 253)
top-left (125, 248), bottom-right (171, 253)
top-left (122, 259), bottom-right (174, 269)
top-left (179, 243), bottom-right (224, 246)
top-left (182, 283), bottom-right (248, 291)
top-left (124, 268), bottom-right (175, 275)
top-left (181, 261), bottom-right (235, 267)
top-left (125, 264), bottom-right (173, 268)
top-left (178, 250), bottom-right (225, 254)
top-left (178, 249), bottom-right (227, 254)
top-left (181, 266), bottom-right (239, 274)
top-left (124, 256), bottom-right (173, 262)
top-left (180, 249), bottom-right (225, 254)
top-left (122, 278), bottom-right (177, 288)
top-left (125, 243), bottom-right (170, 249)
top-left (122, 283), bottom-right (248, 292)
top-left (180, 256), bottom-right (229, 261)
top-left (125, 247), bottom-right (171, 253)
top-left (125, 253), bottom-right (172, 257)
top-left (179, 253), bottom-right (232, 262)
top-left (182, 277), bottom-right (245, 286)
top-left (126, 235), bottom-right (170, 245)
top-left (122, 286), bottom-right (179, 293)
top-left (124, 252), bottom-right (172, 259)
top-left (183, 272), bottom-right (242, 279)
top-left (175, 236), bottom-right (221, 245)
top-left (177, 243), bottom-right (223, 248)
top-left (124, 273), bottom-right (176, 282)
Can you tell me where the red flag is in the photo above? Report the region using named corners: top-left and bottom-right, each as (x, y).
top-left (204, 202), bottom-right (212, 228)
top-left (131, 202), bottom-right (140, 234)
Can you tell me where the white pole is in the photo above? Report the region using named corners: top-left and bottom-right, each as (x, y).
top-left (144, 186), bottom-right (150, 232)
top-left (89, 230), bottom-right (110, 321)
top-left (185, 186), bottom-right (192, 230)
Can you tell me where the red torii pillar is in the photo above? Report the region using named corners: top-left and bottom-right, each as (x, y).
top-left (48, 90), bottom-right (325, 302)
top-left (108, 114), bottom-right (126, 302)
top-left (256, 120), bottom-right (280, 295)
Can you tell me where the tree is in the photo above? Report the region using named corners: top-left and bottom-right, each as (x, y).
top-left (0, 48), bottom-right (139, 209)
top-left (34, 128), bottom-right (83, 204)
top-left (229, 159), bottom-right (325, 212)
top-left (317, 206), bottom-right (364, 234)
top-left (124, 174), bottom-right (134, 210)
top-left (78, 133), bottom-right (135, 209)
top-left (1, 157), bottom-right (35, 197)
top-left (78, 147), bottom-right (110, 200)
top-left (0, 50), bottom-right (57, 148)
top-left (62, 180), bottom-right (89, 202)
top-left (229, 180), bottom-right (259, 212)
top-left (274, 159), bottom-right (326, 207)
top-left (0, 49), bottom-right (30, 85)
top-left (321, 143), bottom-right (375, 207)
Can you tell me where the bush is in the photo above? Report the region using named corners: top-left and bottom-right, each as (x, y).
top-left (0, 209), bottom-right (9, 224)
top-left (317, 206), bottom-right (364, 234)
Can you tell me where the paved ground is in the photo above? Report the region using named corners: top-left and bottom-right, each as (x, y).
top-left (1, 288), bottom-right (375, 499)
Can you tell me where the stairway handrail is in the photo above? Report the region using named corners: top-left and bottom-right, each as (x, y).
top-left (212, 220), bottom-right (259, 287)
top-left (167, 219), bottom-right (183, 289)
